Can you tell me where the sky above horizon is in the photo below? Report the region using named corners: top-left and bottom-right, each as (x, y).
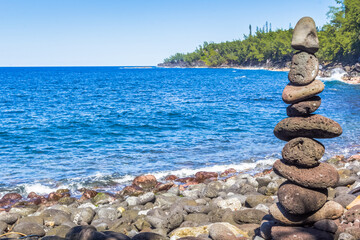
top-left (0, 0), bottom-right (337, 66)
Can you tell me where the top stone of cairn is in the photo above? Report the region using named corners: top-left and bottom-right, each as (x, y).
top-left (291, 17), bottom-right (319, 53)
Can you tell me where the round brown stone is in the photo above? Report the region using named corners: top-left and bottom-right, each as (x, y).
top-left (288, 51), bottom-right (319, 86)
top-left (273, 159), bottom-right (339, 188)
top-left (286, 96), bottom-right (321, 117)
top-left (282, 137), bottom-right (324, 167)
top-left (269, 201), bottom-right (344, 225)
top-left (282, 80), bottom-right (324, 104)
top-left (291, 17), bottom-right (319, 54)
top-left (274, 114), bottom-right (342, 141)
top-left (278, 181), bottom-right (327, 215)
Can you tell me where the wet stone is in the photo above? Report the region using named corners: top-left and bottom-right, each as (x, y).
top-left (288, 51), bottom-right (319, 85)
top-left (282, 137), bottom-right (324, 167)
top-left (286, 96), bottom-right (321, 117)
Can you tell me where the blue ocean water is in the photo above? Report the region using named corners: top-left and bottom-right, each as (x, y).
top-left (0, 67), bottom-right (359, 195)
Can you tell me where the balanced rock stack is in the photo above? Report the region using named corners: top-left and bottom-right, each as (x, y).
top-left (269, 17), bottom-right (344, 238)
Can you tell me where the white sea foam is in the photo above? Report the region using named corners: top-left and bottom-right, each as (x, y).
top-left (318, 68), bottom-right (346, 81)
top-left (24, 183), bottom-right (61, 195)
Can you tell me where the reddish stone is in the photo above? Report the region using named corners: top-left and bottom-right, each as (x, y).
top-left (47, 192), bottom-right (62, 201)
top-left (220, 168), bottom-right (237, 177)
top-left (0, 199), bottom-right (11, 207)
top-left (27, 192), bottom-right (41, 199)
top-left (254, 168), bottom-right (273, 177)
top-left (154, 182), bottom-right (174, 192)
top-left (347, 154), bottom-right (360, 162)
top-left (165, 175), bottom-right (178, 181)
top-left (80, 189), bottom-right (98, 200)
top-left (175, 177), bottom-right (196, 183)
top-left (133, 175), bottom-right (157, 190)
top-left (121, 185), bottom-right (144, 196)
top-left (195, 171), bottom-right (218, 183)
top-left (2, 193), bottom-right (22, 201)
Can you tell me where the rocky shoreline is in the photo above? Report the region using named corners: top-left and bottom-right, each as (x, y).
top-left (0, 153), bottom-right (359, 240)
top-left (158, 60), bottom-right (360, 85)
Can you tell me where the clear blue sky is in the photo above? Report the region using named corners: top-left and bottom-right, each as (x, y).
top-left (0, 0), bottom-right (337, 66)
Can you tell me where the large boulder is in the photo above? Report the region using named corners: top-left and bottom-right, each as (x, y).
top-left (286, 96), bottom-right (321, 117)
top-left (133, 175), bottom-right (158, 190)
top-left (288, 51), bottom-right (319, 85)
top-left (277, 181), bottom-right (327, 215)
top-left (13, 222), bottom-right (45, 237)
top-left (282, 137), bottom-right (324, 167)
top-left (291, 17), bottom-right (319, 53)
top-left (282, 80), bottom-right (324, 104)
top-left (274, 114), bottom-right (342, 141)
top-left (273, 159), bottom-right (339, 188)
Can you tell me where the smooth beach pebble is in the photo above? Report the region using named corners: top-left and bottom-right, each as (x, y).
top-left (274, 114), bottom-right (342, 141)
top-left (288, 51), bottom-right (319, 85)
top-left (282, 137), bottom-right (324, 167)
top-left (282, 79), bottom-right (324, 104)
top-left (291, 16), bottom-right (319, 53)
top-left (271, 226), bottom-right (333, 240)
top-left (277, 181), bottom-right (327, 215)
top-left (273, 159), bottom-right (339, 189)
top-left (286, 96), bottom-right (321, 117)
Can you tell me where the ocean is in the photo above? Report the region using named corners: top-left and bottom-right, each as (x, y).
top-left (0, 67), bottom-right (359, 197)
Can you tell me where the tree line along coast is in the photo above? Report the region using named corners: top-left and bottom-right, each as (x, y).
top-left (159, 0), bottom-right (360, 83)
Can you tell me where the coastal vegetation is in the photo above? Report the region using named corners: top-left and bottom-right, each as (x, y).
top-left (162, 0), bottom-right (360, 67)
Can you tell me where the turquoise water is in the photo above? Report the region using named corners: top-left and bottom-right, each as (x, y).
top-left (0, 67), bottom-right (359, 195)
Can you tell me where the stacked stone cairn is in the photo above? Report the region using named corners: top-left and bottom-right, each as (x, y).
top-left (269, 17), bottom-right (345, 239)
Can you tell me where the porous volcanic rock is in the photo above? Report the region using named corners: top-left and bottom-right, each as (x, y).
top-left (282, 137), bottom-right (324, 167)
top-left (286, 96), bottom-right (321, 117)
top-left (269, 201), bottom-right (344, 225)
top-left (274, 114), bottom-right (342, 141)
top-left (277, 181), bottom-right (327, 215)
top-left (271, 226), bottom-right (333, 240)
top-left (291, 17), bottom-right (319, 53)
top-left (288, 51), bottom-right (319, 86)
top-left (282, 80), bottom-right (324, 104)
top-left (273, 159), bottom-right (339, 188)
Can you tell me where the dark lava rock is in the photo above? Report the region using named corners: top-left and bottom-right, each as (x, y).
top-left (274, 114), bottom-right (342, 141)
top-left (282, 137), bottom-right (324, 167)
top-left (282, 80), bottom-right (324, 104)
top-left (278, 181), bottom-right (327, 215)
top-left (291, 17), bottom-right (319, 53)
top-left (101, 231), bottom-right (131, 240)
top-left (271, 226), bottom-right (333, 240)
top-left (314, 219), bottom-right (338, 233)
top-left (286, 96), bottom-right (321, 117)
top-left (66, 226), bottom-right (107, 240)
top-left (288, 51), bottom-right (319, 85)
top-left (131, 232), bottom-right (168, 240)
top-left (273, 159), bottom-right (339, 188)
